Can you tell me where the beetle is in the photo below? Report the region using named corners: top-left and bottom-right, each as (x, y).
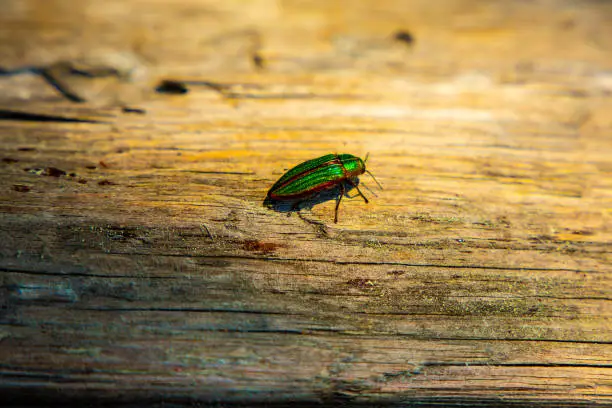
top-left (264, 153), bottom-right (381, 223)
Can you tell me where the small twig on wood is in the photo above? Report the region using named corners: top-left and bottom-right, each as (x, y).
top-left (297, 211), bottom-right (329, 238)
top-left (199, 223), bottom-right (214, 240)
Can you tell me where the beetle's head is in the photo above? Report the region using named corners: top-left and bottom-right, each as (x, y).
top-left (338, 154), bottom-right (366, 177)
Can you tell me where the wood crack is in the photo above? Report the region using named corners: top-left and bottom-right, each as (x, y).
top-left (105, 252), bottom-right (604, 274)
top-left (0, 266), bottom-right (179, 279)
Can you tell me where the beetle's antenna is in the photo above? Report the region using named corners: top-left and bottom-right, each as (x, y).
top-left (366, 170), bottom-right (383, 190)
top-left (364, 152), bottom-right (370, 163)
top-left (360, 182), bottom-right (379, 198)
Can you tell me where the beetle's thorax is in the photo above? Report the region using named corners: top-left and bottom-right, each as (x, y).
top-left (337, 154), bottom-right (366, 177)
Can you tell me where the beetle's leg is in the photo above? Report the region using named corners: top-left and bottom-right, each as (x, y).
top-left (334, 183), bottom-right (345, 223)
top-left (347, 179), bottom-right (369, 204)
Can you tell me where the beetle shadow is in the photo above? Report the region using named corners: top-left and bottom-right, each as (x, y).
top-left (263, 179), bottom-right (364, 216)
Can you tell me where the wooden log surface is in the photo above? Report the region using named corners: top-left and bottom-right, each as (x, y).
top-left (1, 0), bottom-right (611, 406)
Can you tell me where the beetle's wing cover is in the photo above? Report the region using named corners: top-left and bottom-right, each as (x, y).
top-left (269, 154), bottom-right (337, 192)
top-left (272, 163), bottom-right (345, 197)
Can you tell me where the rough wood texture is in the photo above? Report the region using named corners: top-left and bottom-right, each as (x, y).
top-left (1, 0), bottom-right (611, 406)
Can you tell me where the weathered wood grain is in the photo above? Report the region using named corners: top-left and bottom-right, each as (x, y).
top-left (1, 0), bottom-right (611, 406)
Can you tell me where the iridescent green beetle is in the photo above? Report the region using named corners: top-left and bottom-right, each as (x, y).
top-left (264, 153), bottom-right (381, 223)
